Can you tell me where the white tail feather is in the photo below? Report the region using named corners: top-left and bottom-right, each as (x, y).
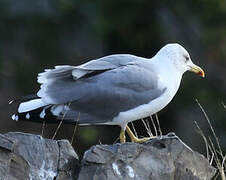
top-left (18, 99), bottom-right (47, 113)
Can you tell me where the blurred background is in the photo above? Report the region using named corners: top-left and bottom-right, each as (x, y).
top-left (0, 0), bottom-right (225, 158)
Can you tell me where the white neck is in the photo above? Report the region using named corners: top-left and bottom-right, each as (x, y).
top-left (150, 55), bottom-right (183, 94)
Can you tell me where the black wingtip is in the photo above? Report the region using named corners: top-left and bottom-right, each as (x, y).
top-left (11, 107), bottom-right (55, 123)
top-left (11, 114), bottom-right (19, 121)
top-left (9, 93), bottom-right (39, 105)
top-left (9, 100), bottom-right (14, 104)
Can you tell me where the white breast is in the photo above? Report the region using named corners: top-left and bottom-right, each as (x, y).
top-left (110, 60), bottom-right (183, 129)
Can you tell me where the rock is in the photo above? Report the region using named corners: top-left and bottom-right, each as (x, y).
top-left (78, 133), bottom-right (216, 180)
top-left (0, 132), bottom-right (79, 180)
top-left (0, 132), bottom-right (215, 180)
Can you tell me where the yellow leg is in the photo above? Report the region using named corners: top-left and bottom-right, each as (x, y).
top-left (126, 126), bottom-right (154, 143)
top-left (120, 129), bottom-right (126, 143)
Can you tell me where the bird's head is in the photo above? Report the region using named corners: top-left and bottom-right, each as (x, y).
top-left (156, 43), bottom-right (205, 78)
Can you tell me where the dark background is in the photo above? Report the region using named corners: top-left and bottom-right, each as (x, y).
top-left (0, 0), bottom-right (225, 158)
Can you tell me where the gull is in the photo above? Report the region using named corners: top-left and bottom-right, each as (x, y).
top-left (10, 43), bottom-right (205, 143)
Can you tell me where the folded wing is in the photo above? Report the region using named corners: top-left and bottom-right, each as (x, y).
top-left (12, 54), bottom-right (166, 124)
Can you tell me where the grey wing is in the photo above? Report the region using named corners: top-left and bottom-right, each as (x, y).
top-left (38, 63), bottom-right (166, 124)
top-left (37, 54), bottom-right (141, 104)
top-left (37, 54), bottom-right (137, 83)
top-left (72, 54), bottom-right (140, 79)
top-left (36, 54), bottom-right (166, 124)
top-left (67, 64), bottom-right (166, 124)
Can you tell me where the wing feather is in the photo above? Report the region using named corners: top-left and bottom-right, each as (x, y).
top-left (37, 54), bottom-right (140, 104)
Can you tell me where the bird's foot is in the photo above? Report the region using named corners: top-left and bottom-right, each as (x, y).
top-left (126, 125), bottom-right (155, 143)
top-left (120, 126), bottom-right (156, 143)
top-left (130, 136), bottom-right (155, 143)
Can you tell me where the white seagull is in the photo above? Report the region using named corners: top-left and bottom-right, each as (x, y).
top-left (11, 43), bottom-right (205, 143)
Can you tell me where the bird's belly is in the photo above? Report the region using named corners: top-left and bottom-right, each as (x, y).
top-left (110, 90), bottom-right (174, 127)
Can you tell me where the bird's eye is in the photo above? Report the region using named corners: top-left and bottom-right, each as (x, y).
top-left (184, 55), bottom-right (189, 62)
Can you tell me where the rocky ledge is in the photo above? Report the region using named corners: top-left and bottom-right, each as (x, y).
top-left (0, 132), bottom-right (215, 180)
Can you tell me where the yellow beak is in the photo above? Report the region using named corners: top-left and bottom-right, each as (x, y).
top-left (189, 64), bottom-right (205, 78)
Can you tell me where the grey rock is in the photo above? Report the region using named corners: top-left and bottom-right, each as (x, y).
top-left (0, 132), bottom-right (215, 180)
top-left (0, 132), bottom-right (79, 180)
top-left (56, 140), bottom-right (80, 180)
top-left (78, 133), bottom-right (216, 180)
